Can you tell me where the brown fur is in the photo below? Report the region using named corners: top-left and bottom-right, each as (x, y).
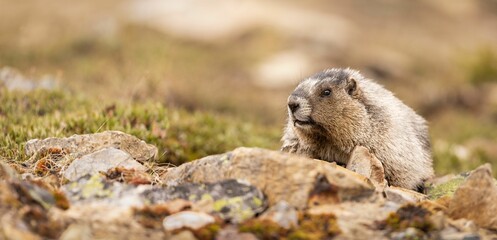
top-left (281, 68), bottom-right (434, 190)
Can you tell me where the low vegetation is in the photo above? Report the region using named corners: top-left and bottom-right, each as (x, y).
top-left (0, 89), bottom-right (280, 166)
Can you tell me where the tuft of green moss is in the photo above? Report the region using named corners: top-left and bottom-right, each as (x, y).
top-left (239, 219), bottom-right (287, 240)
top-left (192, 223), bottom-right (223, 240)
top-left (288, 213), bottom-right (341, 240)
top-left (0, 89), bottom-right (280, 166)
top-left (426, 176), bottom-right (466, 200)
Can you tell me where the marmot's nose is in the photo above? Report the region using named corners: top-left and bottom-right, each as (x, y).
top-left (288, 98), bottom-right (300, 113)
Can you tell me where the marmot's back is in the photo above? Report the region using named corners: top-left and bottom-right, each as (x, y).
top-left (281, 68), bottom-right (434, 190)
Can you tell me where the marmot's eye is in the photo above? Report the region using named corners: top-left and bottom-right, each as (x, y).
top-left (321, 89), bottom-right (331, 97)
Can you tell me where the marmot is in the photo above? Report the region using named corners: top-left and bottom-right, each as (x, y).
top-left (281, 68), bottom-right (434, 190)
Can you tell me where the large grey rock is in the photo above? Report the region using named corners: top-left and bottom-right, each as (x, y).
top-left (142, 179), bottom-right (266, 223)
top-left (162, 147), bottom-right (375, 209)
top-left (63, 147), bottom-right (147, 182)
top-left (448, 164), bottom-right (497, 230)
top-left (25, 131), bottom-right (158, 162)
top-left (62, 173), bottom-right (155, 208)
top-left (63, 173), bottom-right (265, 223)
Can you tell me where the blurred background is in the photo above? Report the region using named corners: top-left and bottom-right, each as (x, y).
top-left (1, 0), bottom-right (497, 175)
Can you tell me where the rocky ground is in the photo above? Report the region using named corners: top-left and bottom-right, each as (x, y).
top-left (1, 131), bottom-right (496, 240)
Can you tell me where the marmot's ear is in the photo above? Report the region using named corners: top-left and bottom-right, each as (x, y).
top-left (346, 78), bottom-right (358, 96)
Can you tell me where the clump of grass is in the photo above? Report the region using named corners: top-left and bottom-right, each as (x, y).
top-left (0, 89), bottom-right (280, 165)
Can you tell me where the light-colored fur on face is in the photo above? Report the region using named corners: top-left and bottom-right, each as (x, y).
top-left (281, 68), bottom-right (434, 190)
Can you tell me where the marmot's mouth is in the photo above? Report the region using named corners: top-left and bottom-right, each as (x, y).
top-left (294, 119), bottom-right (315, 127)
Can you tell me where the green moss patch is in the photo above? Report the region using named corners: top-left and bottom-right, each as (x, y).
top-left (426, 176), bottom-right (466, 200)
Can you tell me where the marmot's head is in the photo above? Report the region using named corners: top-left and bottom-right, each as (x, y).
top-left (287, 68), bottom-right (370, 144)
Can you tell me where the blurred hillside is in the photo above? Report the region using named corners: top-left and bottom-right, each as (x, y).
top-left (1, 0), bottom-right (497, 175)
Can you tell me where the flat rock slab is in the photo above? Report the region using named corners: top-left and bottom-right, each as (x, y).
top-left (63, 174), bottom-right (142, 205)
top-left (63, 173), bottom-right (265, 223)
top-left (162, 147), bottom-right (375, 209)
top-left (385, 186), bottom-right (427, 204)
top-left (448, 164), bottom-right (497, 230)
top-left (25, 131), bottom-right (158, 162)
top-left (142, 179), bottom-right (266, 223)
top-left (63, 147), bottom-right (147, 182)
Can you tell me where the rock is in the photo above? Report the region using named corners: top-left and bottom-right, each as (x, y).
top-left (216, 226), bottom-right (258, 240)
top-left (0, 213), bottom-right (42, 240)
top-left (58, 203), bottom-right (166, 239)
top-left (160, 199), bottom-right (192, 214)
top-left (390, 227), bottom-right (425, 240)
top-left (346, 146), bottom-right (387, 190)
top-left (379, 203), bottom-right (436, 239)
top-left (0, 171), bottom-right (67, 239)
top-left (63, 147), bottom-right (147, 182)
top-left (163, 211), bottom-right (215, 231)
top-left (64, 174), bottom-right (265, 223)
top-left (58, 223), bottom-right (92, 240)
top-left (439, 232), bottom-right (480, 240)
top-left (385, 186), bottom-right (427, 204)
top-left (0, 162), bottom-right (19, 181)
top-left (169, 231), bottom-right (198, 240)
top-left (0, 163), bottom-right (58, 210)
top-left (432, 213), bottom-right (485, 240)
top-left (142, 179), bottom-right (266, 223)
top-left (448, 164), bottom-right (497, 230)
top-left (25, 131), bottom-right (158, 162)
top-left (162, 147), bottom-right (374, 209)
top-left (62, 174), bottom-right (146, 206)
top-left (259, 201), bottom-right (298, 229)
top-left (308, 201), bottom-right (390, 239)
